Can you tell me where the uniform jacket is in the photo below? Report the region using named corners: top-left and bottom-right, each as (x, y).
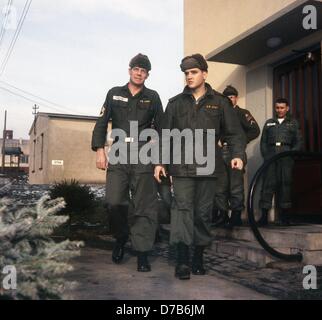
top-left (221, 105), bottom-right (260, 165)
top-left (91, 84), bottom-right (163, 151)
top-left (161, 83), bottom-right (246, 177)
top-left (232, 105), bottom-right (260, 143)
top-left (260, 114), bottom-right (302, 160)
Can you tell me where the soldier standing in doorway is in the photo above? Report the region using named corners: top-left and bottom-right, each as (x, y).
top-left (91, 54), bottom-right (163, 272)
top-left (258, 98), bottom-right (302, 226)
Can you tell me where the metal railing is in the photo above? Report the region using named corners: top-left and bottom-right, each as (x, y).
top-left (247, 151), bottom-right (322, 262)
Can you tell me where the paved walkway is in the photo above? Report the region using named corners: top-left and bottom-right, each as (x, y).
top-left (65, 246), bottom-right (272, 300)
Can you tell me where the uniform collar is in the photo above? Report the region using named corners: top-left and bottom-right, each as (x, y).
top-left (182, 82), bottom-right (215, 98)
top-left (273, 113), bottom-right (292, 122)
top-left (121, 83), bottom-right (147, 98)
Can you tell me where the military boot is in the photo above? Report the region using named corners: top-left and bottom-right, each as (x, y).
top-left (212, 210), bottom-right (229, 227)
top-left (112, 237), bottom-right (128, 264)
top-left (137, 252), bottom-right (151, 272)
top-left (175, 242), bottom-right (190, 280)
top-left (275, 208), bottom-right (291, 226)
top-left (257, 209), bottom-right (268, 226)
top-left (225, 210), bottom-right (242, 229)
top-left (192, 246), bottom-right (206, 275)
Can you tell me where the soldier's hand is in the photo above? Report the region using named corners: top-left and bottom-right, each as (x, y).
top-left (154, 165), bottom-right (167, 183)
top-left (231, 158), bottom-right (243, 170)
top-left (96, 148), bottom-right (108, 170)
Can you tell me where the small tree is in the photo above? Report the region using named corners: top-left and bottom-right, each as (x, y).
top-left (0, 196), bottom-right (83, 300)
top-left (49, 179), bottom-right (95, 215)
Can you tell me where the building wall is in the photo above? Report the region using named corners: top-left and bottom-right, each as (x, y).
top-left (184, 0), bottom-right (298, 94)
top-left (46, 118), bottom-right (106, 184)
top-left (29, 116), bottom-right (107, 184)
top-left (184, 0), bottom-right (321, 218)
top-left (0, 138), bottom-right (30, 171)
top-left (29, 115), bottom-right (50, 184)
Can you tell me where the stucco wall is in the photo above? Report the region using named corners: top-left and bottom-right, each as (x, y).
top-left (184, 0), bottom-right (298, 95)
top-left (29, 116), bottom-right (108, 184)
top-left (29, 115), bottom-right (49, 184)
top-left (46, 118), bottom-right (106, 184)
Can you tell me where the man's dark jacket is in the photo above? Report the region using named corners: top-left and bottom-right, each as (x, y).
top-left (160, 83), bottom-right (246, 177)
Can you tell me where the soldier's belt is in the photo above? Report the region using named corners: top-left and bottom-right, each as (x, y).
top-left (270, 142), bottom-right (291, 146)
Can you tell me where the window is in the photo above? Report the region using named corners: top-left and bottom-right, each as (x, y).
top-left (32, 139), bottom-right (36, 173)
top-left (20, 155), bottom-right (29, 164)
top-left (39, 133), bottom-right (44, 170)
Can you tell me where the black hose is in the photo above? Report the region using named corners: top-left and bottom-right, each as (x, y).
top-left (247, 151), bottom-right (322, 262)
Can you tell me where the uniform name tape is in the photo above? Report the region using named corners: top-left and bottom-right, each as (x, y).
top-left (113, 96), bottom-right (128, 102)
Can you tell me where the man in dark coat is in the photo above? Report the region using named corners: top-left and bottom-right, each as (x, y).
top-left (154, 54), bottom-right (246, 280)
top-left (214, 85), bottom-right (260, 228)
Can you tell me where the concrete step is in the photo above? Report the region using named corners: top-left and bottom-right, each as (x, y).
top-left (212, 237), bottom-right (322, 267)
top-left (162, 224), bottom-right (322, 266)
top-left (213, 224), bottom-right (322, 251)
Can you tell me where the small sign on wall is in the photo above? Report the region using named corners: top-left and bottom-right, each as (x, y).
top-left (52, 160), bottom-right (64, 166)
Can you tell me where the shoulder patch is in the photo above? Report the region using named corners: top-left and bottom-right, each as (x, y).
top-left (99, 106), bottom-right (105, 117)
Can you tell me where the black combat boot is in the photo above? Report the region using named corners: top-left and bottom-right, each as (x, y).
top-left (212, 210), bottom-right (229, 227)
top-left (137, 252), bottom-right (151, 272)
top-left (112, 237), bottom-right (128, 264)
top-left (275, 208), bottom-right (290, 226)
top-left (192, 246), bottom-right (206, 275)
top-left (257, 209), bottom-right (268, 226)
top-left (175, 242), bottom-right (190, 280)
top-left (225, 210), bottom-right (242, 229)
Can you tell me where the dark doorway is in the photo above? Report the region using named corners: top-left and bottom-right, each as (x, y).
top-left (273, 46), bottom-right (322, 218)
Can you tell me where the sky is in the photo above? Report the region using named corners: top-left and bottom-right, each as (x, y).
top-left (0, 0), bottom-right (183, 139)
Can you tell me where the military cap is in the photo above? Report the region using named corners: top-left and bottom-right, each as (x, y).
top-left (129, 53), bottom-right (151, 71)
top-left (180, 53), bottom-right (208, 72)
top-left (223, 85), bottom-right (239, 97)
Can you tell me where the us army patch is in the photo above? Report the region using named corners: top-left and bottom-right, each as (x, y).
top-left (113, 96), bottom-right (128, 102)
top-left (245, 113), bottom-right (255, 124)
top-left (99, 106), bottom-right (105, 117)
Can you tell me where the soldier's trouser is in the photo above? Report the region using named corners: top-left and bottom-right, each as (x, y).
top-left (214, 170), bottom-right (229, 211)
top-left (170, 177), bottom-right (216, 246)
top-left (106, 164), bottom-right (158, 252)
top-left (215, 166), bottom-right (245, 212)
top-left (259, 158), bottom-right (294, 210)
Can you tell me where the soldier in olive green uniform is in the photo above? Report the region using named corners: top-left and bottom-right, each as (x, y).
top-left (214, 85), bottom-right (260, 228)
top-left (258, 98), bottom-right (302, 225)
top-left (91, 54), bottom-right (163, 272)
top-left (155, 54), bottom-right (245, 280)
